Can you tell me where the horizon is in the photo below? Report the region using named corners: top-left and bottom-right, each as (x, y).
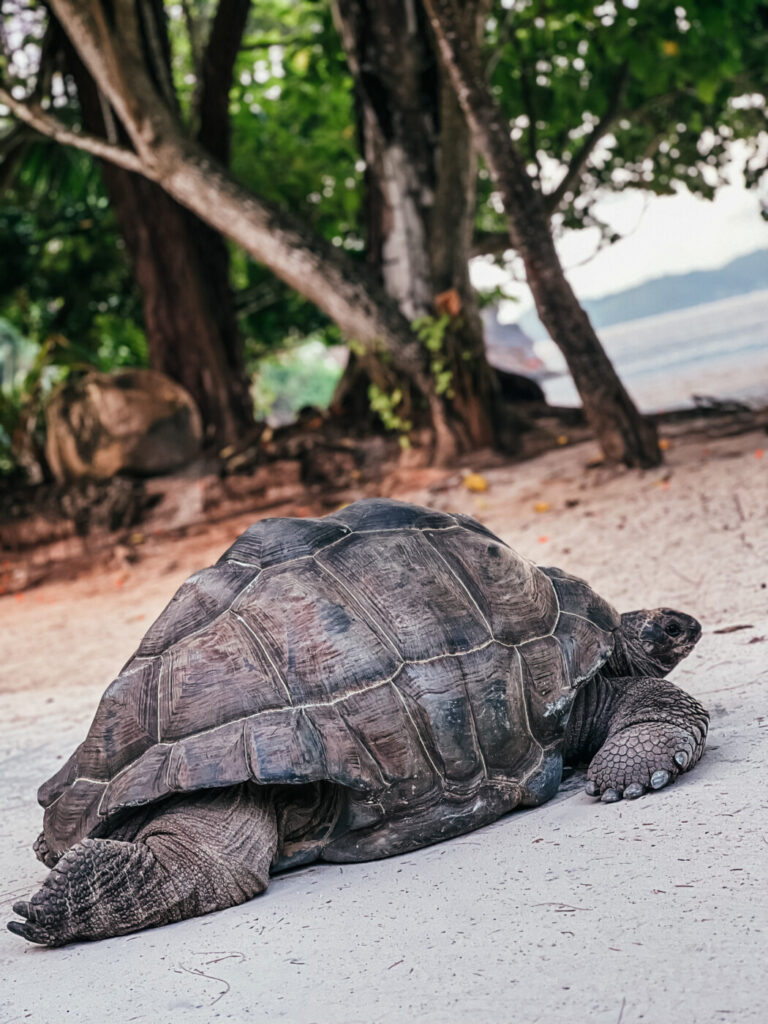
top-left (473, 153), bottom-right (768, 321)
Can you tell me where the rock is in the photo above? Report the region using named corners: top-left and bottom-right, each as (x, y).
top-left (45, 369), bottom-right (203, 482)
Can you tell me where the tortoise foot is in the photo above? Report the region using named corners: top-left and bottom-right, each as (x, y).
top-left (585, 718), bottom-right (707, 802)
top-left (7, 837), bottom-right (152, 946)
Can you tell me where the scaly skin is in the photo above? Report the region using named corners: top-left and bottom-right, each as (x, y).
top-left (9, 784), bottom-right (277, 947)
top-left (565, 675), bottom-right (709, 802)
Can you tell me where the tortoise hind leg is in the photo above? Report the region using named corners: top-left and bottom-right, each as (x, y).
top-left (565, 676), bottom-right (709, 803)
top-left (8, 783), bottom-right (277, 947)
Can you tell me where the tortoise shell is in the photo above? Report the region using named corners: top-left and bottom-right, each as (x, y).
top-left (39, 499), bottom-right (619, 859)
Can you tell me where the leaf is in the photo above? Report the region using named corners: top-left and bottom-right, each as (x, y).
top-left (463, 472), bottom-right (489, 493)
top-left (695, 78), bottom-right (718, 104)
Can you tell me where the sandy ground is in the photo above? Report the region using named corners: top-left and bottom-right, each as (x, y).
top-left (1, 430), bottom-right (767, 1023)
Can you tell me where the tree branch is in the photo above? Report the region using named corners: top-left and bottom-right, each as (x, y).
top-left (196, 0), bottom-right (251, 162)
top-left (0, 87), bottom-right (144, 172)
top-left (180, 0), bottom-right (205, 78)
top-left (137, 0), bottom-right (176, 107)
top-left (508, 25), bottom-right (540, 179)
top-left (545, 61), bottom-right (629, 212)
top-left (470, 229), bottom-right (513, 258)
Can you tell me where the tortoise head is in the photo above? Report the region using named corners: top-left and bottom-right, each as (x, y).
top-left (620, 607), bottom-right (702, 676)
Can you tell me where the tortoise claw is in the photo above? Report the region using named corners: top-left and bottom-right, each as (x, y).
top-left (674, 751), bottom-right (689, 769)
top-left (623, 782), bottom-right (645, 799)
top-left (650, 769), bottom-right (671, 790)
top-left (585, 780), bottom-right (600, 797)
top-left (601, 788), bottom-right (622, 803)
top-left (8, 900), bottom-right (62, 946)
top-left (7, 918), bottom-right (58, 945)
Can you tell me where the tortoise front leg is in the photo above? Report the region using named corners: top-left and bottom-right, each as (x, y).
top-left (8, 783), bottom-right (277, 947)
top-left (32, 830), bottom-right (61, 868)
top-left (564, 676), bottom-right (709, 803)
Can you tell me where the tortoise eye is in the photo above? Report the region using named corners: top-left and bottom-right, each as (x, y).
top-left (665, 622), bottom-right (682, 637)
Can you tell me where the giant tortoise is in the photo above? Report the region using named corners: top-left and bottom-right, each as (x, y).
top-left (8, 498), bottom-right (708, 946)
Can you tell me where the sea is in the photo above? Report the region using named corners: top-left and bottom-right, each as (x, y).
top-left (538, 288), bottom-right (768, 413)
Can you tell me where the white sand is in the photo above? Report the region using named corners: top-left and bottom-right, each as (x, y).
top-left (1, 429), bottom-right (766, 1023)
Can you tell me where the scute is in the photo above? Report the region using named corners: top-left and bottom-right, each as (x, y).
top-left (232, 557), bottom-right (400, 704)
top-left (317, 529), bottom-right (491, 660)
top-left (542, 566), bottom-right (620, 635)
top-left (137, 562), bottom-right (258, 657)
top-left (328, 498), bottom-right (455, 533)
top-left (424, 526), bottom-right (557, 644)
top-left (78, 658), bottom-right (159, 777)
top-left (218, 515), bottom-right (350, 568)
top-left (160, 615), bottom-right (289, 740)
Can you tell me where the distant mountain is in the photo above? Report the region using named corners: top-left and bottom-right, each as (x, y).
top-left (517, 248), bottom-right (768, 340)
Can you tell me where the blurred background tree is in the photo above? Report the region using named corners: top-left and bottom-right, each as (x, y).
top-left (475, 0), bottom-right (768, 256)
top-left (0, 0), bottom-right (766, 478)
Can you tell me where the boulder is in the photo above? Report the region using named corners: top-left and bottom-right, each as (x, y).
top-left (45, 369), bottom-right (202, 482)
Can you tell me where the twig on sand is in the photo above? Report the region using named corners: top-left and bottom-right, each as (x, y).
top-left (532, 902), bottom-right (592, 912)
top-left (199, 951), bottom-right (246, 966)
top-left (176, 966), bottom-right (231, 1006)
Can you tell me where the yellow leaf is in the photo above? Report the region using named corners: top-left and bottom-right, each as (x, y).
top-left (292, 48), bottom-right (311, 73)
top-left (662, 40), bottom-right (679, 56)
top-left (463, 472), bottom-right (489, 493)
top-left (557, 434), bottom-right (569, 446)
top-left (659, 438), bottom-right (670, 451)
top-left (533, 501), bottom-right (550, 513)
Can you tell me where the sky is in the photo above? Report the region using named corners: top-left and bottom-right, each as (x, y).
top-left (471, 155), bottom-right (768, 320)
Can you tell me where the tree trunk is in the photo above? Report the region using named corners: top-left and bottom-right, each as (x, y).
top-left (422, 0), bottom-right (661, 468)
top-left (333, 0), bottom-right (498, 456)
top-left (100, 172), bottom-right (253, 448)
top-left (63, 12), bottom-right (254, 448)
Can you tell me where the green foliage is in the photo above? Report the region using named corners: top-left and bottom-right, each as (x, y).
top-left (413, 314), bottom-right (454, 397)
top-left (482, 0), bottom-right (768, 244)
top-left (229, 2), bottom-right (362, 241)
top-left (0, 141), bottom-right (147, 358)
top-left (0, 330), bottom-right (58, 476)
top-left (367, 384), bottom-right (413, 443)
top-left (0, 137), bottom-right (149, 474)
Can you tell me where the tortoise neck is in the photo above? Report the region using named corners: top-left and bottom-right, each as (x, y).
top-left (604, 630), bottom-right (635, 677)
top-left (606, 629), bottom-right (663, 678)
